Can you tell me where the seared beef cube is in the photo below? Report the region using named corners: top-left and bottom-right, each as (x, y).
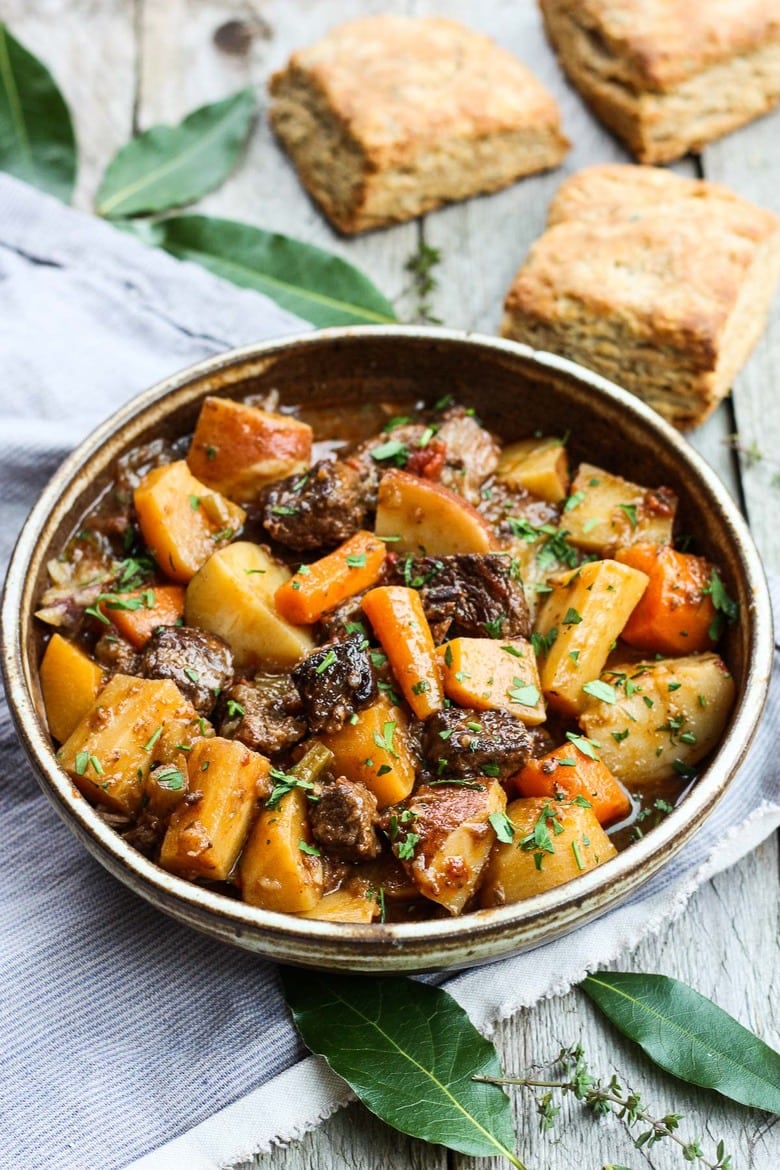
top-left (94, 633), bottom-right (142, 676)
top-left (424, 708), bottom-right (533, 782)
top-left (393, 553), bottom-right (530, 642)
top-left (216, 674), bottom-right (306, 755)
top-left (318, 598), bottom-right (372, 644)
top-left (436, 407), bottom-right (499, 504)
top-left (310, 776), bottom-right (381, 861)
top-left (478, 479), bottom-right (560, 533)
top-left (261, 459), bottom-right (368, 551)
top-left (293, 633), bottom-right (376, 734)
top-left (141, 626), bottom-right (234, 716)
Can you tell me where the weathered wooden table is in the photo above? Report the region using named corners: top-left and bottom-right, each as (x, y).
top-left (11, 2), bottom-right (778, 1167)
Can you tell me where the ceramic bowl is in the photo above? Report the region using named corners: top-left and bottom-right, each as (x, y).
top-left (2, 327), bottom-right (772, 972)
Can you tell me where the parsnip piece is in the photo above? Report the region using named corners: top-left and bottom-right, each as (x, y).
top-left (58, 674), bottom-right (196, 815)
top-left (187, 396), bottom-right (312, 502)
top-left (394, 779), bottom-right (506, 915)
top-left (160, 737), bottom-right (268, 880)
top-left (297, 888), bottom-right (379, 923)
top-left (134, 460), bottom-right (246, 583)
top-left (580, 653), bottom-right (736, 787)
top-left (563, 463), bottom-right (677, 555)
top-left (480, 798), bottom-right (616, 906)
top-left (438, 636), bottom-right (546, 724)
top-left (319, 695), bottom-right (416, 808)
top-left (535, 560), bottom-right (649, 715)
top-left (185, 541), bottom-right (314, 670)
top-left (497, 437), bottom-right (569, 503)
top-left (40, 633), bottom-right (103, 743)
top-left (240, 785), bottom-right (323, 912)
top-left (375, 468), bottom-right (495, 555)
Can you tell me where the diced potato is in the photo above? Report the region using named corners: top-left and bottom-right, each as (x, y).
top-left (160, 737), bottom-right (268, 880)
top-left (297, 888), bottom-right (380, 923)
top-left (579, 653), bottom-right (736, 787)
top-left (375, 468), bottom-right (495, 555)
top-left (563, 463), bottom-right (677, 555)
top-left (319, 695), bottom-right (416, 808)
top-left (134, 460), bottom-right (246, 583)
top-left (535, 559), bottom-right (649, 715)
top-left (497, 437), bottom-right (569, 503)
top-left (240, 784), bottom-right (323, 913)
top-left (58, 674), bottom-right (196, 815)
top-left (480, 798), bottom-right (617, 907)
top-left (185, 541), bottom-right (314, 670)
top-left (186, 396), bottom-right (312, 503)
top-left (394, 779), bottom-right (506, 915)
top-left (437, 636), bottom-right (546, 725)
top-left (143, 715), bottom-right (215, 819)
top-left (40, 633), bottom-right (104, 743)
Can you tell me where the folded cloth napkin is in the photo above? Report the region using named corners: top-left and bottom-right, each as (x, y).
top-left (0, 175), bottom-right (778, 1170)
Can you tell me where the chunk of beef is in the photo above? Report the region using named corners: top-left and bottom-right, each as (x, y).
top-left (215, 674), bottom-right (306, 756)
top-left (424, 708), bottom-right (533, 782)
top-left (436, 407), bottom-right (499, 504)
top-left (141, 626), bottom-right (234, 716)
top-left (261, 459), bottom-right (368, 551)
top-left (390, 553), bottom-right (530, 643)
top-left (310, 776), bottom-right (381, 862)
top-left (478, 479), bottom-right (560, 534)
top-left (292, 633), bottom-right (376, 734)
top-left (94, 633), bottom-right (142, 676)
top-left (318, 597), bottom-right (372, 644)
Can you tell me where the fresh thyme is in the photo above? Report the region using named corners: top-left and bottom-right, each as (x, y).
top-left (405, 238), bottom-right (442, 325)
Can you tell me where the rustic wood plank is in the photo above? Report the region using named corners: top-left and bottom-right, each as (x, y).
top-left (3, 0), bottom-right (136, 211)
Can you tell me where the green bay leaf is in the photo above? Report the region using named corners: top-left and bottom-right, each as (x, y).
top-left (582, 973), bottom-right (780, 1113)
top-left (0, 23), bottom-right (76, 201)
top-left (95, 88), bottom-right (255, 219)
top-left (281, 970), bottom-right (526, 1165)
top-left (157, 214), bottom-right (397, 326)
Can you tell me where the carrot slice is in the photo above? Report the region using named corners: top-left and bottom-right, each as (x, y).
top-left (275, 531), bottom-right (387, 625)
top-left (361, 585), bottom-right (444, 719)
top-left (615, 543), bottom-right (717, 655)
top-left (511, 742), bottom-right (631, 826)
top-left (98, 584), bottom-right (185, 648)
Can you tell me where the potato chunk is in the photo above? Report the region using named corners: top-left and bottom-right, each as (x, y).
top-left (438, 636), bottom-right (546, 725)
top-left (580, 653), bottom-right (736, 787)
top-left (534, 560), bottom-right (649, 715)
top-left (563, 463), bottom-right (677, 555)
top-left (160, 737), bottom-right (268, 880)
top-left (392, 779), bottom-right (506, 915)
top-left (185, 541), bottom-right (314, 670)
top-left (240, 784), bottom-right (323, 913)
top-left (40, 633), bottom-right (103, 743)
top-left (480, 798), bottom-right (616, 907)
top-left (58, 674), bottom-right (196, 815)
top-left (496, 437), bottom-right (569, 503)
top-left (319, 695), bottom-right (416, 808)
top-left (297, 888), bottom-right (380, 923)
top-left (375, 469), bottom-right (495, 555)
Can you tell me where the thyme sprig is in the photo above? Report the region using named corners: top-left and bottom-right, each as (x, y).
top-left (405, 238), bottom-right (442, 325)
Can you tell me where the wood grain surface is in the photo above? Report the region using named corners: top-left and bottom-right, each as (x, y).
top-left (8, 2), bottom-right (778, 1168)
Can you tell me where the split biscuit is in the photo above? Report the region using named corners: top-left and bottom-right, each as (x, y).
top-left (269, 14), bottom-right (569, 234)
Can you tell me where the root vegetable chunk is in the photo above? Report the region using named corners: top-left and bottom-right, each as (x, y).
top-left (615, 543), bottom-right (719, 655)
top-left (375, 468), bottom-right (495, 555)
top-left (240, 784), bottom-right (323, 912)
top-left (563, 463), bottom-right (677, 555)
top-left (438, 636), bottom-right (546, 724)
top-left (497, 437), bottom-right (569, 503)
top-left (319, 695), bottom-right (416, 808)
top-left (40, 633), bottom-right (103, 743)
top-left (297, 889), bottom-right (380, 923)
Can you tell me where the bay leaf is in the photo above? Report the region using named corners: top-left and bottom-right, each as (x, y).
top-left (95, 88), bottom-right (255, 219)
top-left (581, 973), bottom-right (780, 1113)
top-left (281, 969), bottom-right (527, 1166)
top-left (0, 23), bottom-right (76, 201)
top-left (157, 214), bottom-right (397, 326)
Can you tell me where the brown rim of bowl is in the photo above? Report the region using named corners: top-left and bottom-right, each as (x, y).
top-left (1, 326), bottom-right (773, 973)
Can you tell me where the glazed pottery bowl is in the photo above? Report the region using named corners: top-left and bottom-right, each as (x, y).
top-left (2, 327), bottom-right (772, 972)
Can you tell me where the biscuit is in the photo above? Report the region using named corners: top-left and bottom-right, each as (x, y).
top-left (539, 0), bottom-right (780, 163)
top-left (269, 15), bottom-right (569, 234)
top-left (500, 165), bottom-right (780, 429)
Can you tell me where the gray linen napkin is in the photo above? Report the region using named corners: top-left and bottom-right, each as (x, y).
top-left (1, 175), bottom-right (778, 1170)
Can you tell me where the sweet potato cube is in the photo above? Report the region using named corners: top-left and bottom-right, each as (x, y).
top-left (318, 694), bottom-right (417, 808)
top-left (615, 543), bottom-right (718, 655)
top-left (394, 779), bottom-right (506, 915)
top-left (134, 460), bottom-right (246, 583)
top-left (185, 541), bottom-right (314, 670)
top-left (497, 437), bottom-right (569, 503)
top-left (240, 784), bottom-right (323, 912)
top-left (160, 737), bottom-right (269, 880)
top-left (375, 468), bottom-right (495, 555)
top-left (480, 797), bottom-right (616, 907)
top-left (563, 463), bottom-right (677, 555)
top-left (534, 559), bottom-right (649, 715)
top-left (40, 633), bottom-right (104, 743)
top-left (437, 636), bottom-right (546, 724)
top-left (58, 674), bottom-right (196, 815)
top-left (186, 396), bottom-right (312, 503)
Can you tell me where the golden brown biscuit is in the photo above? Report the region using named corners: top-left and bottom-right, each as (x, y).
top-left (539, 0), bottom-right (780, 163)
top-left (501, 165), bottom-right (780, 429)
top-left (269, 15), bottom-right (569, 234)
